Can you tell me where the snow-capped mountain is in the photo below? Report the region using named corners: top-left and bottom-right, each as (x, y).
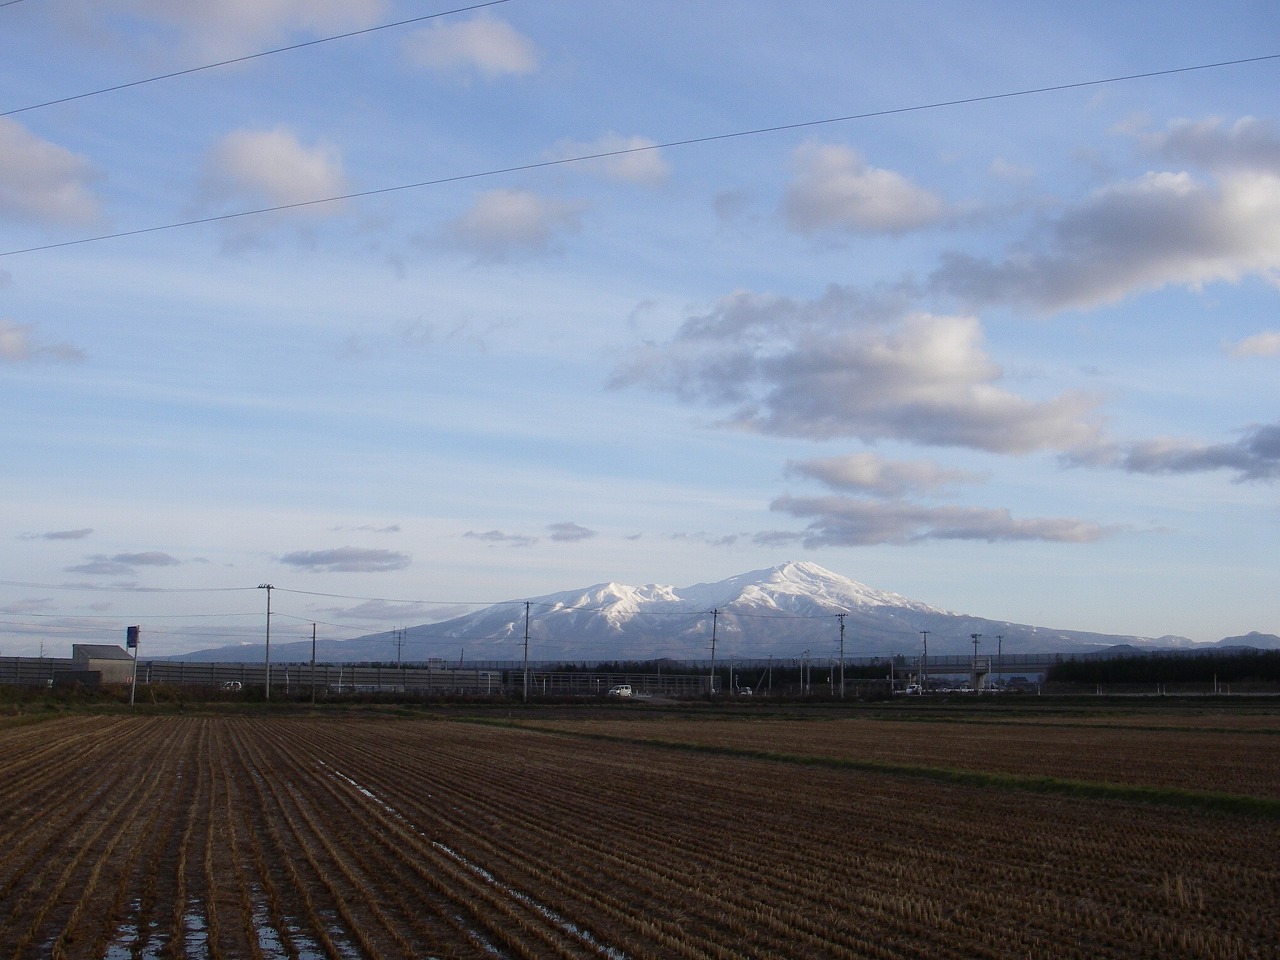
top-left (169, 561), bottom-right (1204, 663)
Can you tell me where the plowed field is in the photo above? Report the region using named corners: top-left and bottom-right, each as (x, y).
top-left (1, 712), bottom-right (1277, 959)
top-left (527, 710), bottom-right (1280, 798)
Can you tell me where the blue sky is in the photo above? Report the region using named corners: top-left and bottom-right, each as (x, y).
top-left (2, 0), bottom-right (1277, 658)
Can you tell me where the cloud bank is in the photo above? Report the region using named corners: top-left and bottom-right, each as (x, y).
top-left (278, 547), bottom-right (411, 572)
top-left (931, 169), bottom-right (1280, 313)
top-left (614, 290), bottom-right (1102, 454)
top-left (65, 552), bottom-right (180, 576)
top-left (768, 495), bottom-right (1114, 546)
top-left (548, 522), bottom-right (596, 543)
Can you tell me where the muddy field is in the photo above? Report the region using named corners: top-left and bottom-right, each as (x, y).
top-left (1, 709), bottom-right (1278, 958)
top-left (527, 706), bottom-right (1280, 798)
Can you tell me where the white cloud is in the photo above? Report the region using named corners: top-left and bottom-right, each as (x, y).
top-left (1227, 330), bottom-right (1280, 358)
top-left (402, 14), bottom-right (538, 78)
top-left (203, 127), bottom-right (348, 210)
top-left (783, 142), bottom-right (947, 235)
top-left (551, 134), bottom-right (670, 186)
top-left (0, 319), bottom-right (86, 363)
top-left (614, 289), bottom-right (1102, 455)
top-left (444, 189), bottom-right (585, 261)
top-left (0, 118), bottom-right (100, 226)
top-left (932, 169), bottom-right (1280, 312)
top-left (769, 495), bottom-right (1113, 546)
top-left (788, 453), bottom-right (982, 498)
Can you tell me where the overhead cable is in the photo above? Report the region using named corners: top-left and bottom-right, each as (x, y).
top-left (0, 578), bottom-right (258, 593)
top-left (2, 52), bottom-right (1276, 260)
top-left (1, 0), bottom-right (515, 119)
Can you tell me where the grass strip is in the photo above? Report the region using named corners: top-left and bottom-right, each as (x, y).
top-left (864, 712), bottom-right (1280, 736)
top-left (468, 717), bottom-right (1280, 820)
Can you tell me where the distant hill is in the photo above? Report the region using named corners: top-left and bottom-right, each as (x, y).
top-left (164, 560), bottom-right (1259, 664)
top-left (1213, 632), bottom-right (1280, 650)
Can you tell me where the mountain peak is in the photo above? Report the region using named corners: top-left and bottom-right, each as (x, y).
top-left (170, 563), bottom-right (1186, 663)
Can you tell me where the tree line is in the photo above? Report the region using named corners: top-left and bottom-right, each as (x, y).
top-left (1046, 649), bottom-right (1280, 685)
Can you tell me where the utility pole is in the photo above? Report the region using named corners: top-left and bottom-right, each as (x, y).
top-left (522, 601), bottom-right (530, 702)
top-left (996, 634), bottom-right (1004, 687)
top-left (837, 613), bottom-right (846, 698)
top-left (920, 630), bottom-right (929, 692)
top-left (971, 633), bottom-right (981, 691)
top-left (258, 584), bottom-right (273, 700)
top-left (709, 609), bottom-right (718, 696)
top-left (310, 622), bottom-right (317, 705)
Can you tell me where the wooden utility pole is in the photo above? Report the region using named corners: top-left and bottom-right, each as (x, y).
top-left (709, 609), bottom-right (718, 696)
top-left (522, 601), bottom-right (530, 702)
top-left (258, 584), bottom-right (273, 700)
top-left (837, 613), bottom-right (846, 698)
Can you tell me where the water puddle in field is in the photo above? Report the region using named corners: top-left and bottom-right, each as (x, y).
top-left (104, 891), bottom-right (336, 960)
top-left (104, 898), bottom-right (162, 959)
top-left (184, 905), bottom-right (209, 952)
top-left (247, 878), bottom-right (330, 959)
top-left (244, 770), bottom-right (362, 959)
top-left (322, 763), bottom-right (629, 960)
top-left (102, 903), bottom-right (205, 959)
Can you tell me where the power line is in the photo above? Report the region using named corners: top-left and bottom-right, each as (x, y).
top-left (2, 52), bottom-right (1275, 261)
top-left (0, 578), bottom-right (259, 593)
top-left (1, 0), bottom-right (515, 119)
top-left (0, 611), bottom-right (260, 620)
top-left (275, 586), bottom-right (495, 606)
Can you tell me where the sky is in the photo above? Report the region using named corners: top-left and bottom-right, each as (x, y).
top-left (1, 0), bottom-right (1278, 659)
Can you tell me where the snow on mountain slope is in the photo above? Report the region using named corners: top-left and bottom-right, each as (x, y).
top-left (169, 562), bottom-right (1217, 663)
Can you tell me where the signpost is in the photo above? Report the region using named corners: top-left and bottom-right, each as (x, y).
top-left (126, 625), bottom-right (140, 706)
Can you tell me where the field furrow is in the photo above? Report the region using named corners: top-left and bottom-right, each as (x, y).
top-left (1, 712), bottom-right (1276, 960)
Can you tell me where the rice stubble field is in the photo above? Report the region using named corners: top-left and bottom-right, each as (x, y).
top-left (1, 706), bottom-right (1277, 959)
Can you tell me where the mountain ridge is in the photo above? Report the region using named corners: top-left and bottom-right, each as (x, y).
top-left (164, 561), bottom-right (1266, 663)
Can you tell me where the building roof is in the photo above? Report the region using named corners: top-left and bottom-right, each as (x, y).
top-left (72, 644), bottom-right (134, 662)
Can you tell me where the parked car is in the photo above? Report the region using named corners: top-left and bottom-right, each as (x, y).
top-left (607, 684), bottom-right (633, 698)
